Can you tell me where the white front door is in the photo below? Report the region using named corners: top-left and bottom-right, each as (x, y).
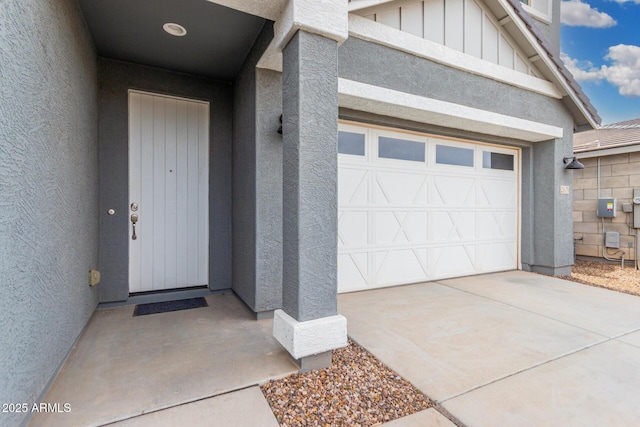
top-left (338, 123), bottom-right (520, 293)
top-left (128, 91), bottom-right (209, 293)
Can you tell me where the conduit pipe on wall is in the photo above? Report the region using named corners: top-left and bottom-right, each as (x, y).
top-left (633, 230), bottom-right (638, 270)
top-left (597, 158), bottom-right (600, 198)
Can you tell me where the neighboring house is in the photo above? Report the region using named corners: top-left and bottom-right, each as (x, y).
top-left (573, 119), bottom-right (640, 265)
top-left (1, 0), bottom-right (599, 424)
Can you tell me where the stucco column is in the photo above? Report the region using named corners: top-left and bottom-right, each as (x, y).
top-left (272, 0), bottom-right (348, 370)
top-left (523, 136), bottom-right (574, 276)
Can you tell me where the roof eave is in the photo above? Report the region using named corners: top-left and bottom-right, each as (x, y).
top-left (498, 0), bottom-right (600, 129)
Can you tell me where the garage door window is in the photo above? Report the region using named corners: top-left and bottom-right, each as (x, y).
top-left (378, 136), bottom-right (425, 162)
top-left (483, 151), bottom-right (514, 171)
top-left (435, 144), bottom-right (474, 167)
top-left (338, 131), bottom-right (366, 156)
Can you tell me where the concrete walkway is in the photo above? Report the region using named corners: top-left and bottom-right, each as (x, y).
top-left (29, 294), bottom-right (298, 427)
top-left (26, 291), bottom-right (450, 427)
top-left (339, 270), bottom-right (640, 427)
top-left (28, 271), bottom-right (640, 426)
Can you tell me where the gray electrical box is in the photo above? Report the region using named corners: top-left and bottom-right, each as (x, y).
top-left (597, 198), bottom-right (616, 218)
top-left (605, 231), bottom-right (620, 249)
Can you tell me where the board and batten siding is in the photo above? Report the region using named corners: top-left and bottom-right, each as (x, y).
top-left (359, 0), bottom-right (540, 77)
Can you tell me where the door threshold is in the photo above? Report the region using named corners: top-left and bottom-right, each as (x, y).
top-left (130, 285), bottom-right (208, 297)
top-left (98, 287), bottom-right (231, 309)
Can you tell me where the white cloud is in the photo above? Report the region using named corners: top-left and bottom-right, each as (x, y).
top-left (561, 0), bottom-right (617, 27)
top-left (562, 46), bottom-right (640, 96)
top-left (561, 53), bottom-right (603, 82)
top-left (601, 45), bottom-right (640, 96)
top-left (610, 0), bottom-right (640, 4)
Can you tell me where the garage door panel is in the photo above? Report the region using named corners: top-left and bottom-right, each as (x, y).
top-left (375, 249), bottom-right (429, 286)
top-left (403, 212), bottom-right (429, 243)
top-left (375, 171), bottom-right (429, 205)
top-left (477, 242), bottom-right (517, 271)
top-left (338, 168), bottom-right (370, 205)
top-left (431, 211), bottom-right (476, 241)
top-left (431, 245), bottom-right (477, 277)
top-left (338, 252), bottom-right (369, 292)
top-left (374, 211), bottom-right (429, 244)
top-left (499, 211), bottom-right (518, 237)
top-left (338, 211), bottom-right (368, 246)
top-left (376, 211), bottom-right (409, 244)
top-left (478, 179), bottom-right (517, 207)
top-left (432, 175), bottom-right (477, 206)
top-left (477, 211), bottom-right (517, 239)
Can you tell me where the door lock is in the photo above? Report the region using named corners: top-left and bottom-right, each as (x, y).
top-left (131, 202), bottom-right (139, 212)
top-left (131, 213), bottom-right (139, 240)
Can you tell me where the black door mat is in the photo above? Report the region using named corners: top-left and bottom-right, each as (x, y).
top-left (133, 297), bottom-right (208, 317)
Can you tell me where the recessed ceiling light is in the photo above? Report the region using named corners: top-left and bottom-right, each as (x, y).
top-left (163, 23), bottom-right (187, 37)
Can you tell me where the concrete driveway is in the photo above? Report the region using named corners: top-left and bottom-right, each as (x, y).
top-left (338, 270), bottom-right (640, 427)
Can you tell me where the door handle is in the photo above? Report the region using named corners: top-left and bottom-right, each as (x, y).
top-left (131, 213), bottom-right (138, 240)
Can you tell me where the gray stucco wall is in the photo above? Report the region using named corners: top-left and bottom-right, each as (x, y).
top-left (533, 138), bottom-right (575, 274)
top-left (530, 0), bottom-right (561, 59)
top-left (0, 1), bottom-right (99, 425)
top-left (255, 68), bottom-right (284, 311)
top-left (339, 37), bottom-right (575, 274)
top-left (98, 59), bottom-right (233, 302)
top-left (282, 31), bottom-right (339, 321)
top-left (232, 38), bottom-right (259, 311)
top-left (233, 24), bottom-right (283, 315)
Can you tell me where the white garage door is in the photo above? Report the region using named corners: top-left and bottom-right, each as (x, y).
top-left (338, 123), bottom-right (519, 293)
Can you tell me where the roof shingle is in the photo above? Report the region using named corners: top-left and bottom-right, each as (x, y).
top-left (574, 118), bottom-right (640, 152)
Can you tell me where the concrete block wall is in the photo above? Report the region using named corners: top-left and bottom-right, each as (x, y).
top-left (573, 153), bottom-right (640, 262)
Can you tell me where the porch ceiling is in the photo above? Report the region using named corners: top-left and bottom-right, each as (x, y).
top-left (78, 0), bottom-right (267, 80)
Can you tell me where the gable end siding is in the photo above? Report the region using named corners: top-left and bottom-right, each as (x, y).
top-left (359, 0), bottom-right (541, 77)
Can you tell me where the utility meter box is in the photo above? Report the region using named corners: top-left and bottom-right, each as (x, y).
top-left (597, 198), bottom-right (616, 218)
top-left (605, 231), bottom-right (621, 249)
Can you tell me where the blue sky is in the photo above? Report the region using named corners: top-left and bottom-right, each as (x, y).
top-left (560, 0), bottom-right (640, 124)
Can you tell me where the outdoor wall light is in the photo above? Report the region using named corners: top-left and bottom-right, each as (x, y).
top-left (563, 156), bottom-right (585, 170)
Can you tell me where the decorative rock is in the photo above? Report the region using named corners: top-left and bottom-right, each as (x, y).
top-left (261, 339), bottom-right (431, 426)
top-left (563, 259), bottom-right (640, 296)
